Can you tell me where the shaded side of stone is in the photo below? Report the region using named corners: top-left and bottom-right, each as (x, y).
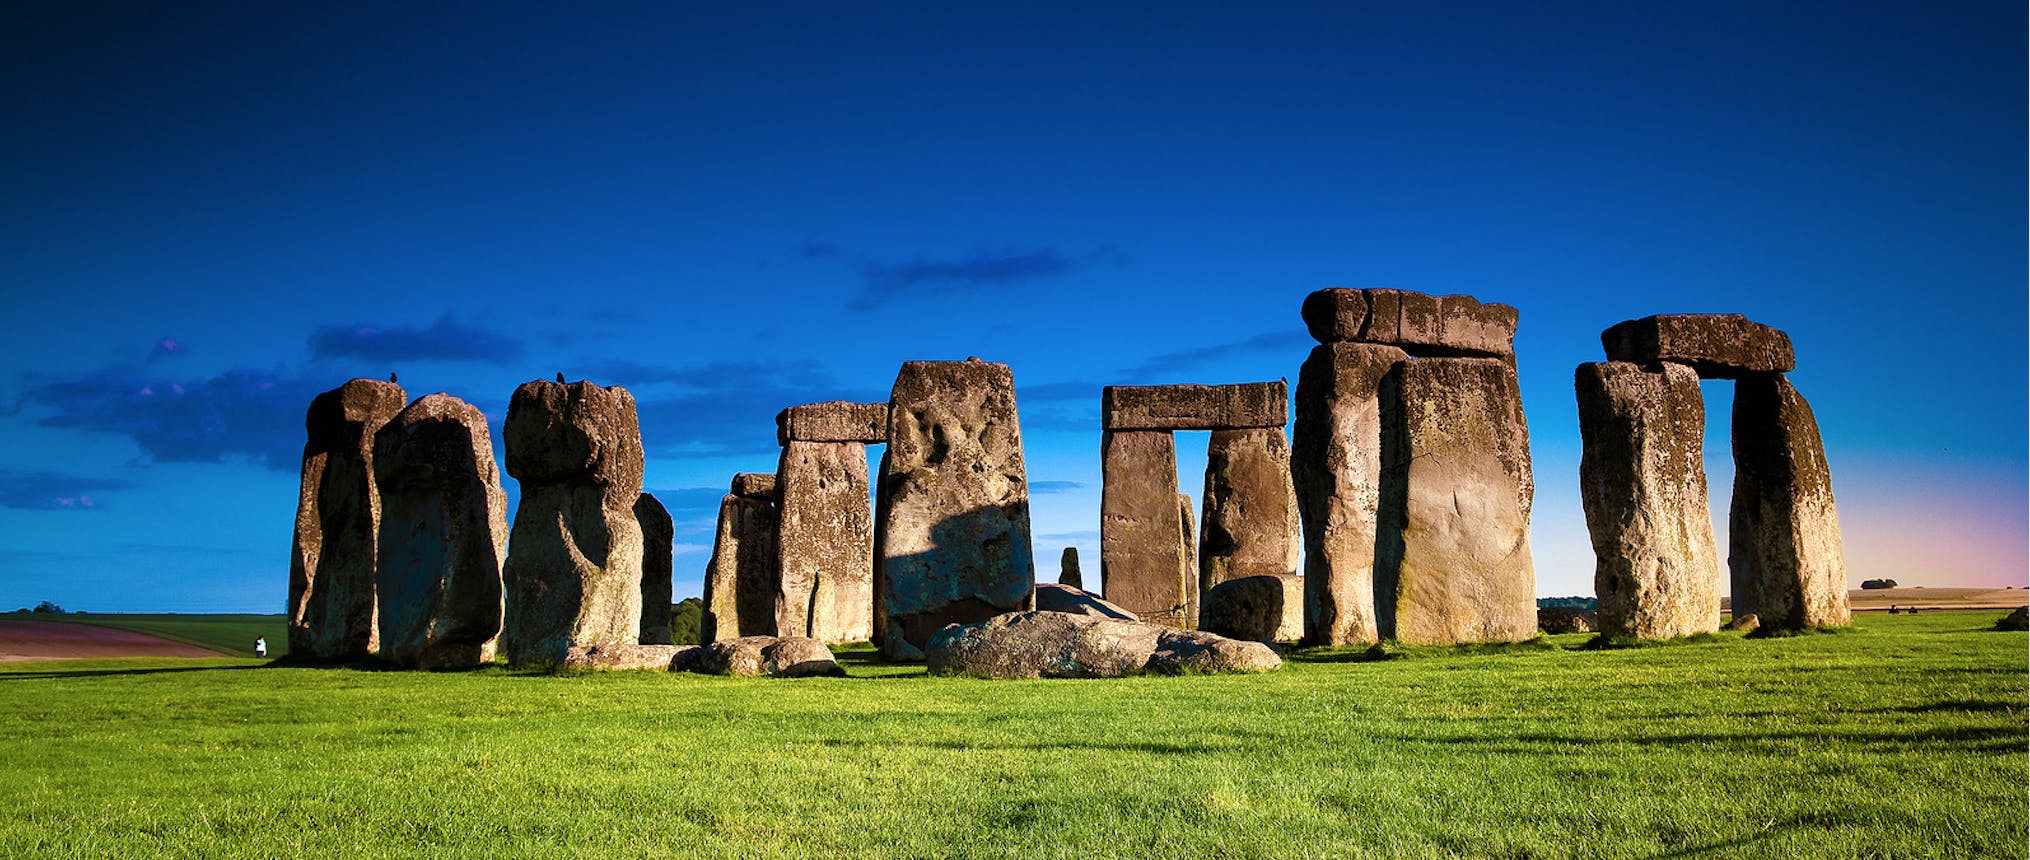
top-left (776, 401), bottom-right (891, 445)
top-left (1058, 546), bottom-right (1082, 588)
top-left (1034, 582), bottom-right (1139, 621)
top-left (1576, 362), bottom-right (1720, 640)
top-left (1601, 314), bottom-right (1796, 379)
top-left (1375, 358), bottom-right (1537, 644)
top-left (775, 440), bottom-right (874, 644)
top-left (371, 394), bottom-right (506, 669)
top-left (1099, 429), bottom-right (1190, 627)
top-left (1102, 382), bottom-right (1287, 431)
top-left (1292, 342), bottom-right (1407, 646)
top-left (1728, 374), bottom-right (1850, 631)
top-left (731, 472), bottom-right (780, 501)
top-left (1199, 574), bottom-right (1303, 643)
top-left (635, 492), bottom-right (674, 645)
top-left (1198, 427), bottom-right (1301, 595)
top-left (289, 378), bottom-right (407, 660)
top-left (703, 494), bottom-right (780, 642)
top-left (875, 360), bottom-right (1036, 659)
top-left (1177, 492), bottom-right (1199, 627)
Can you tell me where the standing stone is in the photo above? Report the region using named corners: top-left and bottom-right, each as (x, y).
top-left (1177, 492), bottom-right (1199, 626)
top-left (1058, 547), bottom-right (1082, 588)
top-left (1576, 362), bottom-right (1721, 640)
top-left (1376, 358), bottom-right (1536, 644)
top-left (635, 493), bottom-right (674, 645)
top-left (500, 380), bottom-right (646, 665)
top-left (1099, 430), bottom-right (1190, 626)
top-left (1293, 342), bottom-right (1408, 646)
top-left (1729, 373), bottom-right (1849, 631)
top-left (288, 378), bottom-right (406, 660)
top-left (775, 440), bottom-right (874, 643)
top-left (703, 478), bottom-right (780, 643)
top-left (372, 394), bottom-right (508, 669)
top-left (875, 360), bottom-right (1036, 659)
top-left (1198, 427), bottom-right (1302, 596)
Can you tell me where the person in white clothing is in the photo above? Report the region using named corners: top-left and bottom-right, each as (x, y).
top-left (254, 637), bottom-right (267, 658)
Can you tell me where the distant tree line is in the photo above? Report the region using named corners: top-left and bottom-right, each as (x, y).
top-left (1536, 596), bottom-right (1597, 611)
top-left (670, 598), bottom-right (703, 645)
top-left (12, 601), bottom-right (74, 614)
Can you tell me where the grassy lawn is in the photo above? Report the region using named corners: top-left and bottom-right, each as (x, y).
top-left (0, 610), bottom-right (2021, 859)
top-left (23, 613), bottom-right (287, 658)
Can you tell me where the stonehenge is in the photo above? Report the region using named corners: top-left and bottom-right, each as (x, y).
top-left (288, 378), bottom-right (407, 660)
top-left (1578, 314), bottom-right (1848, 637)
top-left (703, 473), bottom-right (781, 642)
top-left (371, 394), bottom-right (509, 669)
top-left (774, 401), bottom-right (884, 644)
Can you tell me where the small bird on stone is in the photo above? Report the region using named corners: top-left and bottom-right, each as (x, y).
top-left (389, 372), bottom-right (398, 383)
top-left (555, 372), bottom-right (565, 383)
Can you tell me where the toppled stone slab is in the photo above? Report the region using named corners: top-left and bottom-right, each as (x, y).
top-left (1198, 574), bottom-right (1303, 643)
top-left (1292, 342), bottom-right (1408, 646)
top-left (1099, 429), bottom-right (1191, 627)
top-left (925, 611), bottom-right (1282, 678)
top-left (1537, 608), bottom-right (1597, 634)
top-left (1301, 288), bottom-right (1517, 358)
top-left (563, 643), bottom-right (701, 671)
top-left (1724, 613), bottom-right (1760, 633)
top-left (1147, 628), bottom-right (1281, 674)
top-left (1198, 428), bottom-right (1301, 591)
top-left (1601, 314), bottom-right (1795, 379)
top-left (703, 493), bottom-right (780, 642)
top-left (1102, 382), bottom-right (1287, 431)
top-left (775, 440), bottom-right (874, 644)
top-left (694, 635), bottom-right (844, 677)
top-left (776, 401), bottom-right (890, 445)
top-left (731, 472), bottom-right (779, 501)
top-left (1034, 583), bottom-right (1138, 621)
top-left (289, 378), bottom-right (407, 661)
top-left (1058, 547), bottom-right (1082, 589)
top-left (1994, 607), bottom-right (2027, 632)
top-left (635, 492), bottom-right (674, 645)
top-left (1729, 374), bottom-right (1849, 631)
top-left (371, 393), bottom-right (507, 669)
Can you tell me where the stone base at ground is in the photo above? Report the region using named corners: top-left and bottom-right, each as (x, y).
top-left (695, 636), bottom-right (844, 677)
top-left (1199, 574), bottom-right (1303, 643)
top-left (563, 643), bottom-right (702, 671)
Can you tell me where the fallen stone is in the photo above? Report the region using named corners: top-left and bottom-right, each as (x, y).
top-left (1601, 314), bottom-right (1795, 379)
top-left (1292, 342), bottom-right (1408, 646)
top-left (925, 611), bottom-right (1162, 678)
top-left (1199, 427), bottom-right (1301, 593)
top-left (1034, 582), bottom-right (1138, 621)
top-left (1994, 607), bottom-right (2027, 632)
top-left (1537, 607), bottom-right (1596, 634)
top-left (562, 643), bottom-right (701, 671)
top-left (775, 440), bottom-right (874, 644)
top-left (1058, 546), bottom-right (1082, 589)
top-left (1102, 382), bottom-right (1286, 431)
top-left (775, 401), bottom-right (890, 445)
top-left (731, 472), bottom-right (779, 501)
top-left (501, 380), bottom-right (646, 665)
top-left (1576, 362), bottom-right (1721, 640)
top-left (1724, 613), bottom-right (1761, 633)
top-left (635, 492), bottom-right (674, 645)
top-left (1099, 429), bottom-right (1191, 627)
top-left (1729, 374), bottom-right (1849, 631)
top-left (703, 493), bottom-right (780, 642)
top-left (371, 393), bottom-right (507, 669)
top-left (289, 378), bottom-right (407, 661)
top-left (694, 635), bottom-right (844, 677)
top-left (1198, 574), bottom-right (1303, 643)
top-left (1147, 628), bottom-right (1282, 674)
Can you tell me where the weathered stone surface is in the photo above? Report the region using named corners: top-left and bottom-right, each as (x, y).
top-left (1099, 430), bottom-right (1191, 627)
top-left (1537, 608), bottom-right (1596, 634)
top-left (1034, 583), bottom-right (1139, 621)
top-left (1199, 428), bottom-right (1301, 594)
top-left (1058, 547), bottom-right (1082, 589)
top-left (563, 643), bottom-right (701, 671)
top-left (1147, 628), bottom-right (1282, 674)
top-left (1199, 574), bottom-right (1303, 643)
top-left (731, 472), bottom-right (779, 501)
top-left (1177, 493), bottom-right (1198, 626)
top-left (1724, 613), bottom-right (1760, 633)
top-left (925, 611), bottom-right (1162, 678)
top-left (1376, 358), bottom-right (1537, 645)
top-left (1102, 382), bottom-right (1286, 431)
top-left (1302, 288), bottom-right (1516, 357)
top-left (703, 494), bottom-right (779, 642)
top-left (635, 493), bottom-right (674, 645)
top-left (775, 440), bottom-right (874, 644)
top-left (1729, 374), bottom-right (1849, 631)
top-left (875, 360), bottom-right (1036, 659)
top-left (1994, 607), bottom-right (2027, 632)
top-left (1293, 342), bottom-right (1408, 646)
top-left (1576, 362), bottom-right (1721, 640)
top-left (501, 380), bottom-right (646, 665)
top-left (289, 378), bottom-right (407, 660)
top-left (694, 635), bottom-right (844, 677)
top-left (1601, 314), bottom-right (1795, 379)
top-left (371, 394), bottom-right (507, 669)
top-left (776, 401), bottom-right (890, 445)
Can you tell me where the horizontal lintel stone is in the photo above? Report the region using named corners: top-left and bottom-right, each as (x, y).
top-left (775, 401), bottom-right (890, 445)
top-left (1103, 382), bottom-right (1287, 431)
top-left (1600, 314), bottom-right (1795, 379)
top-left (1300, 288), bottom-right (1517, 357)
top-left (730, 472), bottom-right (779, 500)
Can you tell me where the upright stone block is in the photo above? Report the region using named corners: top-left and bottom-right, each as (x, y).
top-left (1103, 382), bottom-right (1286, 431)
top-left (1602, 314), bottom-right (1795, 379)
top-left (288, 378), bottom-right (407, 660)
top-left (1576, 362), bottom-right (1720, 640)
top-left (775, 440), bottom-right (874, 644)
top-left (1058, 547), bottom-right (1082, 589)
top-left (1198, 428), bottom-right (1301, 595)
top-left (1729, 374), bottom-right (1849, 631)
top-left (1376, 358), bottom-right (1536, 644)
top-left (500, 380), bottom-right (646, 665)
top-left (703, 491), bottom-right (780, 642)
top-left (372, 394), bottom-right (508, 669)
top-left (1292, 342), bottom-right (1408, 646)
top-left (635, 492), bottom-right (674, 645)
top-left (1100, 430), bottom-right (1191, 626)
top-left (875, 360), bottom-right (1036, 659)
top-left (1177, 492), bottom-right (1199, 626)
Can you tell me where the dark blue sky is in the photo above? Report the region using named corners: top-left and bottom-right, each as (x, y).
top-left (3, 2), bottom-right (2022, 612)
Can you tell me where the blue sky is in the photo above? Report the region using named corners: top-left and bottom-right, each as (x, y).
top-left (2, 2), bottom-right (2022, 612)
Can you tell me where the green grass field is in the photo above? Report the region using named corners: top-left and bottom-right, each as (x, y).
top-left (25, 613), bottom-right (288, 658)
top-left (1, 610), bottom-right (2022, 859)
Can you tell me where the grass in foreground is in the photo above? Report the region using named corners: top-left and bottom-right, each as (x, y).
top-left (0, 610), bottom-right (2022, 859)
top-left (25, 613), bottom-right (287, 658)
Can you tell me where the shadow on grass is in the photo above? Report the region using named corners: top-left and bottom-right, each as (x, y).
top-left (0, 663), bottom-right (260, 681)
top-left (1287, 636), bottom-right (1563, 664)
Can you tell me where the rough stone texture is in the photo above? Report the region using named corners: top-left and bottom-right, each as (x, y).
top-left (1293, 342), bottom-right (1408, 646)
top-left (1102, 382), bottom-right (1287, 431)
top-left (1099, 430), bottom-right (1191, 627)
top-left (1177, 493), bottom-right (1198, 626)
top-left (1601, 314), bottom-right (1796, 379)
top-left (635, 492), bottom-right (674, 645)
top-left (732, 472), bottom-right (779, 501)
top-left (1537, 608), bottom-right (1596, 634)
top-left (1299, 288), bottom-right (1371, 346)
top-left (694, 635), bottom-right (844, 677)
top-left (1199, 574), bottom-right (1304, 643)
top-left (1376, 358), bottom-right (1537, 645)
top-left (1724, 613), bottom-right (1761, 633)
top-left (1301, 288), bottom-right (1516, 357)
top-left (1034, 582), bottom-right (1139, 621)
top-left (1199, 428), bottom-right (1302, 595)
top-left (1576, 362), bottom-right (1722, 640)
top-left (1147, 628), bottom-right (1282, 674)
top-left (926, 611), bottom-right (1161, 678)
top-left (702, 494), bottom-right (779, 642)
top-left (776, 401), bottom-right (891, 445)
top-left (1729, 374), bottom-right (1850, 631)
top-left (875, 360), bottom-right (1036, 659)
top-left (775, 440), bottom-right (874, 644)
top-left (1994, 607), bottom-right (2027, 632)
top-left (501, 380), bottom-right (646, 665)
top-left (288, 378), bottom-right (407, 660)
top-left (371, 394), bottom-right (507, 669)
top-left (563, 643), bottom-right (701, 671)
top-left (1058, 547), bottom-right (1082, 588)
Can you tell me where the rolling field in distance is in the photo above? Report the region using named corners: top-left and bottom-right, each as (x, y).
top-left (22, 613), bottom-right (288, 658)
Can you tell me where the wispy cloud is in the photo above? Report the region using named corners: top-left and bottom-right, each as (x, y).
top-left (1119, 330), bottom-right (1310, 382)
top-left (629, 360), bottom-right (882, 458)
top-left (583, 359), bottom-right (834, 392)
top-left (25, 366), bottom-right (329, 471)
top-left (0, 469), bottom-right (136, 511)
top-left (802, 243), bottom-right (1125, 311)
top-left (309, 315), bottom-right (523, 364)
top-left (1029, 480), bottom-right (1084, 494)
